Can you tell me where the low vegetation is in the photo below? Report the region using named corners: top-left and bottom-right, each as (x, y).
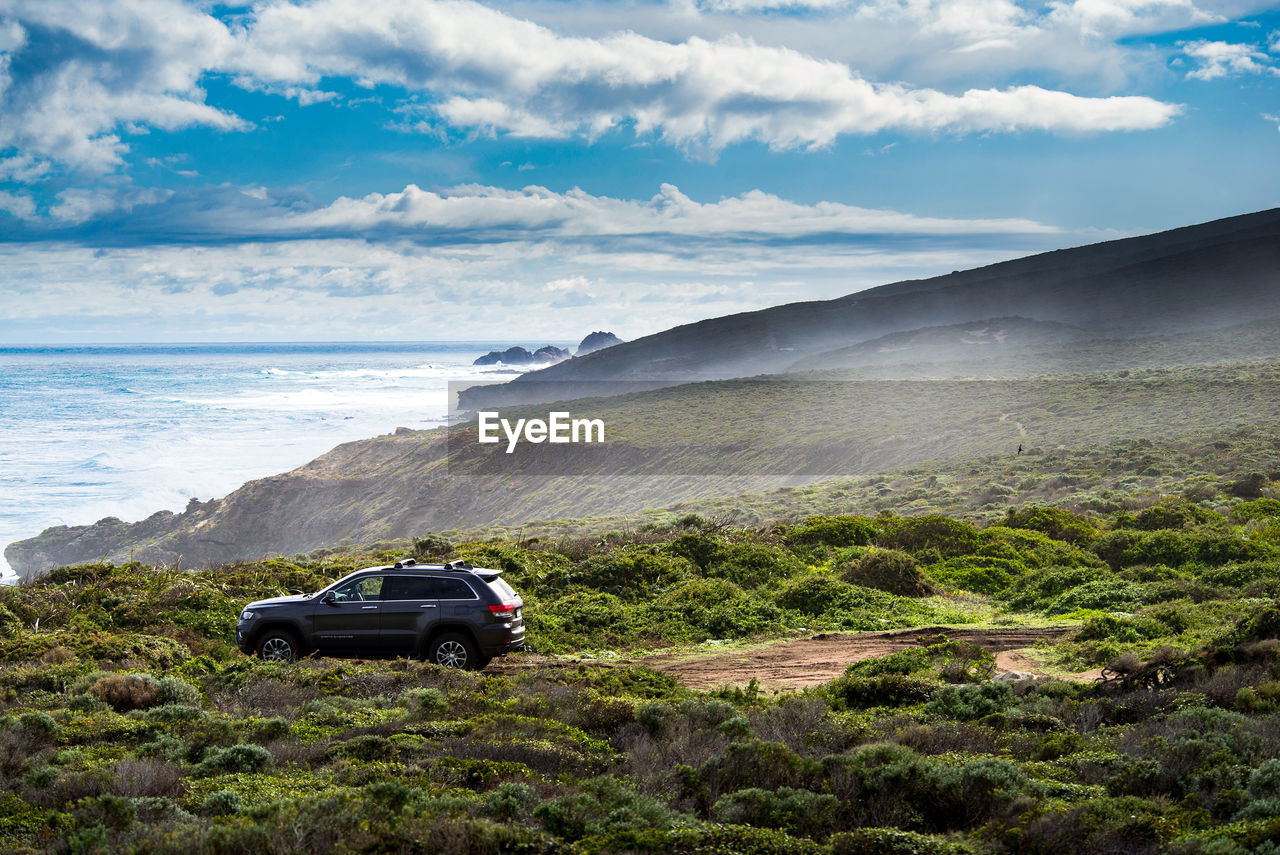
top-left (4, 436), bottom-right (1280, 852)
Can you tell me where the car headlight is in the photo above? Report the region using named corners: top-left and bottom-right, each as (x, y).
top-left (239, 610), bottom-right (256, 621)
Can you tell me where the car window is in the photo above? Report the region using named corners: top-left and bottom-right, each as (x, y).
top-left (331, 575), bottom-right (384, 602)
top-left (487, 576), bottom-right (517, 601)
top-left (381, 576), bottom-right (435, 601)
top-left (430, 577), bottom-right (477, 600)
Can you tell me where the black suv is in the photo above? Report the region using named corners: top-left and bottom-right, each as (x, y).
top-left (235, 560), bottom-right (525, 669)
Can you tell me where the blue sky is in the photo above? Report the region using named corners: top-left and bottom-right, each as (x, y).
top-left (0, 0), bottom-right (1277, 343)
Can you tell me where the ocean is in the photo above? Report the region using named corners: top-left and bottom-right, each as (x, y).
top-left (0, 342), bottom-right (545, 579)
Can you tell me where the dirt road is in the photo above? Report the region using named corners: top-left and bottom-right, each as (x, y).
top-left (494, 625), bottom-right (1094, 691)
top-left (645, 626), bottom-right (1078, 690)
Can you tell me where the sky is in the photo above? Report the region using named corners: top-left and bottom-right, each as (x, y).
top-left (0, 0), bottom-right (1277, 343)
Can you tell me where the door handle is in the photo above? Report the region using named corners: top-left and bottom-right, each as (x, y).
top-left (361, 605), bottom-right (378, 610)
top-left (420, 604), bottom-right (437, 608)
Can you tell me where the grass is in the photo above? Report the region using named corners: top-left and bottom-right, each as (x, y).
top-left (4, 432), bottom-right (1280, 851)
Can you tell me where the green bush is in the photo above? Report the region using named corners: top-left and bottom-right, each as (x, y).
top-left (828, 673), bottom-right (935, 709)
top-left (829, 828), bottom-right (966, 855)
top-left (841, 549), bottom-right (935, 597)
top-left (926, 556), bottom-right (1026, 595)
top-left (193, 743), bottom-right (273, 777)
top-left (876, 515), bottom-right (980, 558)
top-left (569, 550), bottom-right (694, 599)
top-left (154, 676), bottom-right (201, 707)
top-left (924, 682), bottom-right (1013, 720)
top-left (1003, 505), bottom-right (1099, 544)
top-left (711, 786), bottom-right (837, 836)
top-left (784, 515), bottom-right (879, 549)
top-left (200, 790), bottom-right (243, 815)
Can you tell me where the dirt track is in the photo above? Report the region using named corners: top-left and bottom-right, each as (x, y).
top-left (645, 626), bottom-right (1081, 690)
top-left (494, 626), bottom-right (1096, 691)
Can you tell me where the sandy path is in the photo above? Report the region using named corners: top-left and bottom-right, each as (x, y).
top-left (494, 626), bottom-right (1082, 691)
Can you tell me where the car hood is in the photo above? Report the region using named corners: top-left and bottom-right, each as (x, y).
top-left (243, 593), bottom-right (312, 610)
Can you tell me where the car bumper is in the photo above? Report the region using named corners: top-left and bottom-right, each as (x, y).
top-left (236, 627), bottom-right (253, 654)
top-left (477, 622), bottom-right (526, 657)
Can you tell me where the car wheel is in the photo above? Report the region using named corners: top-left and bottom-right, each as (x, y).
top-left (428, 632), bottom-right (481, 670)
top-left (256, 630), bottom-right (302, 662)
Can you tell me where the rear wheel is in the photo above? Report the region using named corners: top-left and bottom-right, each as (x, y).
top-left (256, 629), bottom-right (302, 662)
top-left (427, 632), bottom-right (481, 670)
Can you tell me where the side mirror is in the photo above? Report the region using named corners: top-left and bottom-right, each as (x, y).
top-left (320, 591), bottom-right (336, 605)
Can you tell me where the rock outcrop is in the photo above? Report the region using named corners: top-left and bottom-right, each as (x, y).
top-left (576, 331), bottom-right (623, 355)
top-left (473, 345), bottom-right (571, 366)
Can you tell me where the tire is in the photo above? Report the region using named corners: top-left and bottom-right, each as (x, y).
top-left (255, 629), bottom-right (302, 662)
top-left (427, 632), bottom-right (481, 670)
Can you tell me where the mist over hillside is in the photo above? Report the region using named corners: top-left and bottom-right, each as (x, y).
top-left (461, 208), bottom-right (1280, 407)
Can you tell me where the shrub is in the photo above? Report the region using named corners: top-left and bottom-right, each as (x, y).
top-left (1250, 760), bottom-right (1280, 801)
top-left (711, 786), bottom-right (837, 836)
top-left (90, 673), bottom-right (160, 711)
top-left (200, 790), bottom-right (243, 815)
top-left (154, 676), bottom-right (201, 707)
top-left (784, 515), bottom-right (879, 549)
top-left (702, 542), bottom-right (806, 589)
top-left (1233, 498), bottom-right (1280, 523)
top-left (652, 579), bottom-right (784, 640)
top-left (1003, 505), bottom-right (1099, 544)
top-left (1045, 579), bottom-right (1147, 614)
top-left (924, 682), bottom-right (1013, 720)
top-left (485, 781), bottom-right (536, 820)
top-left (926, 556), bottom-right (1025, 595)
top-left (827, 673), bottom-right (935, 709)
top-left (571, 550), bottom-right (693, 599)
top-left (830, 828), bottom-right (965, 855)
top-left (17, 711), bottom-right (60, 740)
top-left (698, 740), bottom-right (819, 797)
top-left (876, 515), bottom-right (980, 558)
top-left (336, 734), bottom-right (397, 762)
top-left (1120, 498), bottom-right (1224, 531)
top-left (841, 549), bottom-right (935, 597)
top-left (193, 743), bottom-right (273, 777)
top-left (1232, 472), bottom-right (1270, 499)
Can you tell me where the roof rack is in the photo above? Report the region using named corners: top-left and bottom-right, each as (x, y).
top-left (442, 560), bottom-right (474, 571)
top-left (391, 558), bottom-right (417, 569)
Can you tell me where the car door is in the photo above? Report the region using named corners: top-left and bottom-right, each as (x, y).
top-left (312, 574), bottom-right (385, 651)
top-left (378, 575), bottom-right (439, 652)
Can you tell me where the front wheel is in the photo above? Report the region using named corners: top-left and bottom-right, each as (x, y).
top-left (427, 632), bottom-right (482, 670)
top-left (256, 629), bottom-right (302, 662)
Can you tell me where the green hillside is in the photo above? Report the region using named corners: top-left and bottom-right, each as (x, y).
top-left (3, 439), bottom-right (1280, 853)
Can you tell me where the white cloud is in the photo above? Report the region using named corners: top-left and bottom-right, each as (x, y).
top-left (1046, 0), bottom-right (1218, 38)
top-left (229, 0), bottom-right (1178, 152)
top-left (268, 181), bottom-right (1059, 239)
top-left (0, 0), bottom-right (247, 176)
top-left (0, 0), bottom-right (1186, 179)
top-left (0, 190), bottom-right (36, 219)
top-left (1180, 39), bottom-right (1280, 79)
top-left (49, 186), bottom-right (172, 223)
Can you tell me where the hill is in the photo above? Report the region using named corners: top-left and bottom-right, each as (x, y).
top-left (460, 207), bottom-right (1280, 407)
top-left (11, 362), bottom-right (1280, 575)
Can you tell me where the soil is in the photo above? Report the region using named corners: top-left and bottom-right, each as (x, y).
top-left (494, 625), bottom-right (1101, 691)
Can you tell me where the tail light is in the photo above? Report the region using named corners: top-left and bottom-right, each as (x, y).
top-left (488, 603), bottom-right (516, 614)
